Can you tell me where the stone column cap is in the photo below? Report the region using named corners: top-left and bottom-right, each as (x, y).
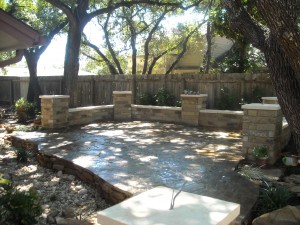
top-left (113, 91), bottom-right (132, 94)
top-left (181, 94), bottom-right (208, 98)
top-left (39, 95), bottom-right (70, 99)
top-left (261, 97), bottom-right (278, 100)
top-left (242, 103), bottom-right (280, 110)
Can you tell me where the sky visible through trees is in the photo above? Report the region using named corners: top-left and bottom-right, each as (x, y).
top-left (27, 9), bottom-right (203, 74)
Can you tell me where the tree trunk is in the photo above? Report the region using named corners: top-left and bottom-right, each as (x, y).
top-left (63, 25), bottom-right (81, 107)
top-left (204, 21), bottom-right (212, 74)
top-left (265, 36), bottom-right (300, 153)
top-left (24, 50), bottom-right (42, 109)
top-left (222, 0), bottom-right (300, 153)
top-left (237, 38), bottom-right (248, 72)
top-left (131, 35), bottom-right (137, 104)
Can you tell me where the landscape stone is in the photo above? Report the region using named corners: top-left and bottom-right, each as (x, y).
top-left (56, 217), bottom-right (93, 225)
top-left (57, 170), bottom-right (63, 177)
top-left (290, 186), bottom-right (300, 193)
top-left (261, 168), bottom-right (283, 181)
top-left (67, 175), bottom-right (75, 181)
top-left (46, 210), bottom-right (59, 224)
top-left (252, 205), bottom-right (300, 225)
top-left (78, 188), bottom-right (88, 195)
top-left (62, 207), bottom-right (75, 218)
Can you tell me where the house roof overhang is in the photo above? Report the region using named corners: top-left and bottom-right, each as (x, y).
top-left (0, 9), bottom-right (46, 67)
top-left (0, 9), bottom-right (46, 51)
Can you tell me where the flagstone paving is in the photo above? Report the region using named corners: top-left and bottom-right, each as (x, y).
top-left (12, 121), bottom-right (259, 224)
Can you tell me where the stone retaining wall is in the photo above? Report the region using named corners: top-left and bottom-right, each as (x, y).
top-left (68, 105), bottom-right (114, 126)
top-left (37, 154), bottom-right (131, 204)
top-left (199, 110), bottom-right (243, 130)
top-left (8, 135), bottom-right (131, 205)
top-left (131, 105), bottom-right (181, 123)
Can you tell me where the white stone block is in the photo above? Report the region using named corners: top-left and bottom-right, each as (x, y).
top-left (97, 186), bottom-right (240, 225)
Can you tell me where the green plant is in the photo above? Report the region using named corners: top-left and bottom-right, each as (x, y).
top-left (15, 148), bottom-right (28, 163)
top-left (15, 98), bottom-right (35, 123)
top-left (252, 146), bottom-right (269, 159)
top-left (216, 87), bottom-right (236, 110)
top-left (255, 182), bottom-right (292, 216)
top-left (0, 179), bottom-right (42, 225)
top-left (139, 92), bottom-right (156, 105)
top-left (155, 88), bottom-right (175, 106)
top-left (240, 86), bottom-right (266, 105)
top-left (239, 166), bottom-right (264, 180)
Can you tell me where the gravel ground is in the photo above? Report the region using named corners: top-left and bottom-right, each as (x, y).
top-left (0, 123), bottom-right (111, 224)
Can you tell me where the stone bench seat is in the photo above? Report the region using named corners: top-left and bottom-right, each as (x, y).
top-left (68, 105), bottom-right (113, 112)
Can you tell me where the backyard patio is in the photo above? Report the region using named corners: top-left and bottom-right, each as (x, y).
top-left (11, 121), bottom-right (259, 224)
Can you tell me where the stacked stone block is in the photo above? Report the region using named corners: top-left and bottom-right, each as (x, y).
top-left (199, 110), bottom-right (243, 130)
top-left (262, 97), bottom-right (278, 104)
top-left (68, 105), bottom-right (114, 126)
top-left (40, 95), bottom-right (69, 128)
top-left (242, 103), bottom-right (283, 164)
top-left (181, 94), bottom-right (207, 126)
top-left (131, 105), bottom-right (181, 123)
top-left (113, 91), bottom-right (132, 121)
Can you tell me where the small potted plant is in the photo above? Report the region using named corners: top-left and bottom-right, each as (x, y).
top-left (15, 98), bottom-right (35, 123)
top-left (252, 146), bottom-right (269, 167)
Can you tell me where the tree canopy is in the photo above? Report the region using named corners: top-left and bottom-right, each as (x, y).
top-left (82, 5), bottom-right (204, 75)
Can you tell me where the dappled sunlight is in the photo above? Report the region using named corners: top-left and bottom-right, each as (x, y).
top-left (170, 138), bottom-right (186, 144)
top-left (139, 155), bottom-right (158, 162)
top-left (13, 121), bottom-right (245, 207)
top-left (72, 155), bottom-right (96, 167)
top-left (49, 140), bottom-right (73, 149)
top-left (100, 129), bottom-right (124, 137)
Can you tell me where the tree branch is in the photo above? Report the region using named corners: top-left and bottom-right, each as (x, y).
top-left (82, 35), bottom-right (119, 75)
top-left (87, 0), bottom-right (202, 22)
top-left (0, 50), bottom-right (24, 67)
top-left (142, 8), bottom-right (169, 74)
top-left (101, 12), bottom-right (124, 74)
top-left (221, 0), bottom-right (267, 51)
top-left (165, 26), bottom-right (198, 75)
top-left (45, 0), bottom-right (75, 23)
top-left (37, 20), bottom-right (68, 56)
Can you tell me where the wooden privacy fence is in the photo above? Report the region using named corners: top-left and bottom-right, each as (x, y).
top-left (0, 73), bottom-right (275, 109)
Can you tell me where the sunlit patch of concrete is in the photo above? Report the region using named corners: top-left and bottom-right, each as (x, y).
top-left (72, 155), bottom-right (96, 168)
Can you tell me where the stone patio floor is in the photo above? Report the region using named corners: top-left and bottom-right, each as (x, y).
top-left (12, 121), bottom-right (259, 224)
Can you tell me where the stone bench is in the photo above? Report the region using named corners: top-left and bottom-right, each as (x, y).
top-left (97, 186), bottom-right (240, 225)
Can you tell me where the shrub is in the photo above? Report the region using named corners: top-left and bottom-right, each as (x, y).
top-left (139, 92), bottom-right (156, 105)
top-left (239, 166), bottom-right (264, 180)
top-left (255, 182), bottom-right (292, 216)
top-left (216, 87), bottom-right (236, 110)
top-left (15, 148), bottom-right (28, 163)
top-left (139, 88), bottom-right (177, 106)
top-left (0, 178), bottom-right (42, 225)
top-left (155, 88), bottom-right (175, 106)
top-left (252, 146), bottom-right (269, 159)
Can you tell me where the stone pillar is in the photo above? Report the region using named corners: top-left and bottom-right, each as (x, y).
top-left (181, 94), bottom-right (207, 126)
top-left (242, 103), bottom-right (283, 164)
top-left (40, 95), bottom-right (69, 129)
top-left (262, 97), bottom-right (278, 104)
top-left (113, 91), bottom-right (132, 121)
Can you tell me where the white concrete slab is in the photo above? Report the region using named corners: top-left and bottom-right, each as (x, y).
top-left (97, 186), bottom-right (240, 225)
top-left (241, 103), bottom-right (280, 110)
